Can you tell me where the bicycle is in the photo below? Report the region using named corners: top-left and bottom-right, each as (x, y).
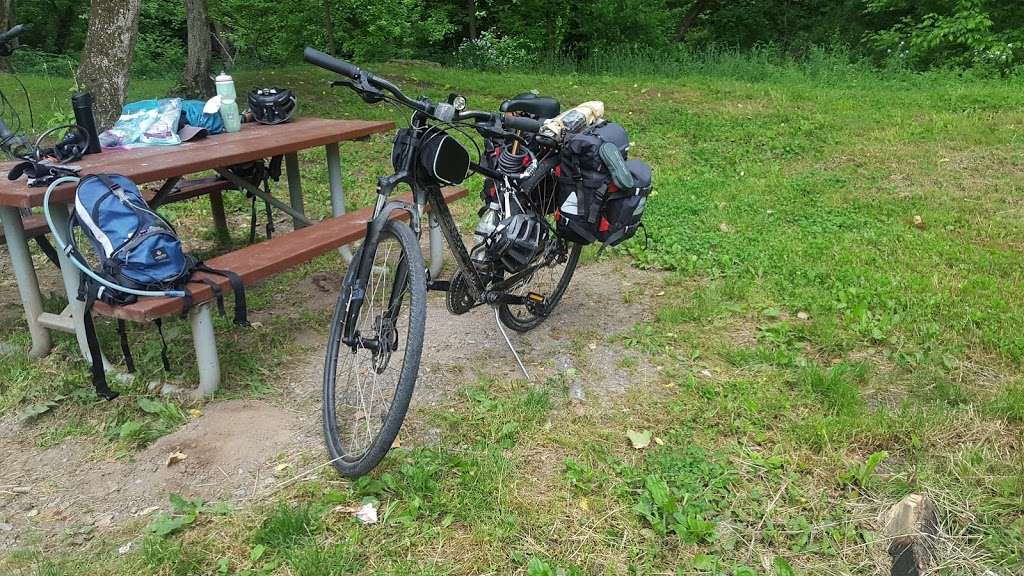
top-left (304, 48), bottom-right (582, 477)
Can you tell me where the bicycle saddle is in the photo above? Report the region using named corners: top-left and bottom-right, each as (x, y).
top-left (500, 93), bottom-right (561, 119)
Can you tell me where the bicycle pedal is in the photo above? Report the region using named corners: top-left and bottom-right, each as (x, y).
top-left (527, 292), bottom-right (545, 303)
top-left (427, 280), bottom-right (450, 292)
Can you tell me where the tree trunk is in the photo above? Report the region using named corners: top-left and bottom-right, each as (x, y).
top-left (76, 0), bottom-right (142, 130)
top-left (324, 0), bottom-right (335, 54)
top-left (466, 0), bottom-right (476, 40)
top-left (673, 0), bottom-right (713, 43)
top-left (184, 0), bottom-right (214, 98)
top-left (0, 0), bottom-right (15, 71)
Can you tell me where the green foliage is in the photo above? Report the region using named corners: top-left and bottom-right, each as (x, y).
top-left (147, 494), bottom-right (233, 536)
top-left (839, 450), bottom-right (889, 488)
top-left (456, 31), bottom-right (533, 70)
top-left (252, 503), bottom-right (323, 548)
top-left (864, 0), bottom-right (1024, 71)
top-left (629, 446), bottom-right (735, 543)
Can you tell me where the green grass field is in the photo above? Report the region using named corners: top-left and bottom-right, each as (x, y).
top-left (1, 56), bottom-right (1022, 575)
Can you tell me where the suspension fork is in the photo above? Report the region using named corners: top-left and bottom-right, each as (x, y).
top-left (341, 173), bottom-right (420, 346)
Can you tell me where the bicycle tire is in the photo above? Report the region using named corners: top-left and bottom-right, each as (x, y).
top-left (323, 220), bottom-right (426, 477)
top-left (498, 241), bottom-right (581, 333)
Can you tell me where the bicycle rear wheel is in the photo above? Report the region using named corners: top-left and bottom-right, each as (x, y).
top-left (498, 238), bottom-right (581, 333)
top-left (323, 220), bottom-right (426, 477)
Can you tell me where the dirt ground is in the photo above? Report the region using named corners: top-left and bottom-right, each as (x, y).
top-left (0, 258), bottom-right (665, 551)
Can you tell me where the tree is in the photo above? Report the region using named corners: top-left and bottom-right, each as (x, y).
top-left (673, 0), bottom-right (716, 43)
top-left (76, 0), bottom-right (142, 129)
top-left (0, 0), bottom-right (15, 71)
top-left (184, 0), bottom-right (214, 97)
top-left (466, 0), bottom-right (476, 40)
top-left (324, 0), bottom-right (335, 53)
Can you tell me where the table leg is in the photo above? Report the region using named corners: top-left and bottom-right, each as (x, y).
top-left (428, 212), bottom-right (444, 280)
top-left (48, 204), bottom-right (112, 370)
top-left (285, 152), bottom-right (306, 230)
top-left (208, 190), bottom-right (230, 242)
top-left (190, 303), bottom-right (220, 398)
top-left (0, 205), bottom-right (51, 358)
top-left (325, 143), bottom-right (354, 263)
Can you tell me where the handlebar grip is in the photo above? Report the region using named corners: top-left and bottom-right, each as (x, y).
top-left (0, 24), bottom-right (25, 44)
top-left (303, 47), bottom-right (361, 80)
top-left (504, 115), bottom-right (543, 133)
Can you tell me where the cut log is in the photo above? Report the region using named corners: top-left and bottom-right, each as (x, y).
top-left (879, 494), bottom-right (941, 576)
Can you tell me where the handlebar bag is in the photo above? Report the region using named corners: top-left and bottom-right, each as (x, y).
top-left (555, 158), bottom-right (651, 248)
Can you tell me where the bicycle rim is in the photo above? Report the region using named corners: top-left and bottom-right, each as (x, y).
top-left (498, 239), bottom-right (581, 332)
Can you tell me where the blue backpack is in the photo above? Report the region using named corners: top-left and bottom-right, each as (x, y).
top-left (73, 174), bottom-right (193, 296)
top-left (67, 174), bottom-right (247, 400)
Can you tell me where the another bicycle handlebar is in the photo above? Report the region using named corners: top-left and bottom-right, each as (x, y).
top-left (0, 24), bottom-right (25, 46)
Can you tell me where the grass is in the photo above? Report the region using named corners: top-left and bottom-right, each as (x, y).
top-left (1, 53), bottom-right (1023, 574)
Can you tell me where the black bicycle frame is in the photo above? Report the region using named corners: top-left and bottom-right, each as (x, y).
top-left (340, 112), bottom-right (557, 347)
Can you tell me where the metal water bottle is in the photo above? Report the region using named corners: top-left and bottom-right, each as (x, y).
top-left (472, 201), bottom-right (502, 264)
top-left (71, 92), bottom-right (102, 154)
top-left (215, 72), bottom-right (241, 133)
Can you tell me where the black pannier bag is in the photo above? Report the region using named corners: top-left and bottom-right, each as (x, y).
top-left (555, 121), bottom-right (651, 248)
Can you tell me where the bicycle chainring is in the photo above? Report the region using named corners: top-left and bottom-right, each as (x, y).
top-left (446, 269), bottom-right (476, 315)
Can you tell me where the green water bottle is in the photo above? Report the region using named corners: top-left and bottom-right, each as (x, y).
top-left (215, 71), bottom-right (241, 133)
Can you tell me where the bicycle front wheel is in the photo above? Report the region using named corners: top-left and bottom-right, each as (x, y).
top-left (323, 219), bottom-right (427, 478)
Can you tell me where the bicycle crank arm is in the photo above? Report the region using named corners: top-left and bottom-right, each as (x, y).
top-left (481, 291), bottom-right (546, 306)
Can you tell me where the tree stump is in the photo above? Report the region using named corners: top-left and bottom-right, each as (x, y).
top-left (879, 494), bottom-right (941, 576)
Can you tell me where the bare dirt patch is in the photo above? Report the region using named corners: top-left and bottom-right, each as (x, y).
top-left (0, 258), bottom-right (667, 552)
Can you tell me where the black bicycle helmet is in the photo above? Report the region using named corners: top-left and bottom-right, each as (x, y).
top-left (247, 88), bottom-right (297, 125)
top-left (488, 213), bottom-right (547, 273)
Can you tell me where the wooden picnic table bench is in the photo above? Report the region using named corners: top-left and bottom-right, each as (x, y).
top-left (0, 117), bottom-right (465, 397)
top-left (0, 177), bottom-right (233, 244)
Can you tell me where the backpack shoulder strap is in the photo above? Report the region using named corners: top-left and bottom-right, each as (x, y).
top-left (193, 263), bottom-right (249, 326)
top-left (80, 280), bottom-right (119, 401)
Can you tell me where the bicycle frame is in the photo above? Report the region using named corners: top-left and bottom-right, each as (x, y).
top-left (340, 110), bottom-right (560, 349)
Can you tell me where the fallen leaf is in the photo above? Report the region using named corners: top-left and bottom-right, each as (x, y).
top-left (655, 291), bottom-right (665, 296)
top-left (136, 506), bottom-right (160, 517)
top-left (25, 509), bottom-right (38, 518)
top-left (355, 502), bottom-right (378, 524)
top-left (587, 342), bottom-right (597, 350)
top-left (11, 486), bottom-right (30, 494)
top-left (718, 222), bottom-right (732, 233)
top-left (165, 452), bottom-right (188, 466)
top-left (274, 463), bottom-right (292, 473)
top-left (118, 542), bottom-right (133, 555)
top-left (391, 437), bottom-right (402, 449)
top-left (627, 429), bottom-right (652, 450)
top-left (913, 215), bottom-right (925, 229)
top-left (700, 369), bottom-right (713, 378)
top-left (796, 311), bottom-right (810, 320)
top-left (188, 408), bottom-right (203, 419)
top-left (579, 498), bottom-right (589, 511)
top-left (654, 437), bottom-right (666, 446)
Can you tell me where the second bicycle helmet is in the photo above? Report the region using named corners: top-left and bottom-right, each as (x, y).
top-left (487, 213), bottom-right (547, 273)
top-left (248, 88), bottom-right (297, 125)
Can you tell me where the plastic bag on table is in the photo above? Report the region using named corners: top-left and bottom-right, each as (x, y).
top-left (99, 98), bottom-right (183, 149)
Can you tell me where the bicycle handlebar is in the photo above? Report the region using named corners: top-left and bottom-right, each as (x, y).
top-left (303, 47), bottom-right (360, 80)
top-left (301, 45), bottom-right (548, 141)
top-left (0, 24), bottom-right (25, 45)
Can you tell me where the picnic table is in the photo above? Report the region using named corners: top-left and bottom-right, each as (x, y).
top-left (0, 117), bottom-right (466, 397)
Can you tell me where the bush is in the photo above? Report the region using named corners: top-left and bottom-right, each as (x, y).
top-left (455, 31), bottom-right (534, 71)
